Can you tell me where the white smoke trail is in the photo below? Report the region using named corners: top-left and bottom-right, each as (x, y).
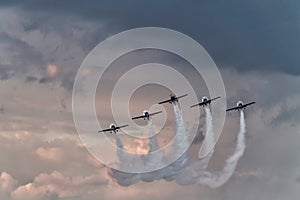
top-left (108, 133), bottom-right (139, 186)
top-left (145, 104), bottom-right (190, 181)
top-left (196, 110), bottom-right (246, 188)
top-left (161, 103), bottom-right (190, 181)
top-left (107, 133), bottom-right (140, 186)
top-left (173, 103), bottom-right (189, 155)
top-left (109, 103), bottom-right (200, 186)
top-left (197, 106), bottom-right (215, 170)
top-left (207, 110), bottom-right (247, 185)
top-left (177, 110), bottom-right (246, 187)
top-left (140, 124), bottom-right (165, 183)
top-left (142, 119), bottom-right (165, 176)
top-left (175, 106), bottom-right (215, 185)
top-left (115, 133), bottom-right (125, 163)
top-left (108, 120), bottom-right (165, 185)
top-left (147, 119), bottom-right (160, 152)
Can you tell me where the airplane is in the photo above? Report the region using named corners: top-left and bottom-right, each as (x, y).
top-left (190, 96), bottom-right (221, 108)
top-left (226, 101), bottom-right (256, 112)
top-left (132, 110), bottom-right (162, 120)
top-left (98, 123), bottom-right (129, 133)
top-left (158, 94), bottom-right (188, 104)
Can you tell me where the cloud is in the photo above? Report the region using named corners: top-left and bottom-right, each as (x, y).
top-left (0, 131), bottom-right (104, 184)
top-left (0, 2), bottom-right (299, 200)
top-left (0, 170), bottom-right (108, 200)
top-left (25, 76), bottom-right (38, 82)
top-left (11, 171), bottom-right (107, 200)
top-left (35, 147), bottom-right (64, 162)
top-left (0, 0), bottom-right (300, 76)
top-left (46, 64), bottom-right (59, 78)
top-left (272, 105), bottom-right (300, 126)
top-left (0, 172), bottom-right (18, 193)
top-left (0, 33), bottom-right (44, 80)
top-left (0, 8), bottom-right (107, 89)
top-left (234, 168), bottom-right (264, 179)
top-left (0, 130), bottom-right (109, 200)
top-left (0, 172), bottom-right (18, 200)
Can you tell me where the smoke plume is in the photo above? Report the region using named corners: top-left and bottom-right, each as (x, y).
top-left (108, 105), bottom-right (247, 188)
top-left (108, 103), bottom-right (191, 184)
top-left (176, 110), bottom-right (246, 188)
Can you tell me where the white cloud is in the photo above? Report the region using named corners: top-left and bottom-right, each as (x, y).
top-left (0, 131), bottom-right (104, 184)
top-left (0, 172), bottom-right (18, 200)
top-left (11, 171), bottom-right (107, 200)
top-left (35, 147), bottom-right (63, 162)
top-left (0, 172), bottom-right (18, 192)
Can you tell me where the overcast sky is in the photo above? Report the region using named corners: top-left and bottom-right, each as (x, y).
top-left (0, 1), bottom-right (299, 200)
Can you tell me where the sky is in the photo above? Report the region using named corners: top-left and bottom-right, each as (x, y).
top-left (0, 1), bottom-right (300, 200)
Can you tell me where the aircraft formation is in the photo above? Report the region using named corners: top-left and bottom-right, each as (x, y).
top-left (98, 94), bottom-right (256, 133)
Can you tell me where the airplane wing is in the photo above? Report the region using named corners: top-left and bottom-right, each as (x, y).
top-left (243, 101), bottom-right (256, 108)
top-left (116, 124), bottom-right (129, 129)
top-left (158, 94), bottom-right (188, 104)
top-left (177, 94), bottom-right (188, 99)
top-left (226, 106), bottom-right (239, 112)
top-left (158, 99), bottom-right (172, 104)
top-left (210, 96), bottom-right (221, 101)
top-left (98, 128), bottom-right (113, 133)
top-left (191, 96), bottom-right (220, 108)
top-left (131, 115), bottom-right (145, 120)
top-left (226, 101), bottom-right (256, 111)
top-left (149, 111), bottom-right (163, 116)
top-left (190, 102), bottom-right (204, 108)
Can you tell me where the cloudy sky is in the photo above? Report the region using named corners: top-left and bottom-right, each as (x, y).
top-left (0, 1), bottom-right (300, 200)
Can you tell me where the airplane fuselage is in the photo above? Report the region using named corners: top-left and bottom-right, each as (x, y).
top-left (202, 99), bottom-right (210, 106)
top-left (144, 112), bottom-right (150, 120)
top-left (236, 101), bottom-right (244, 110)
top-left (109, 124), bottom-right (118, 133)
top-left (170, 95), bottom-right (178, 103)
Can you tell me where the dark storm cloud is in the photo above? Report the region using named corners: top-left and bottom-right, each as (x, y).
top-left (0, 65), bottom-right (15, 80)
top-left (25, 76), bottom-right (38, 82)
top-left (0, 33), bottom-right (44, 77)
top-left (0, 0), bottom-right (299, 75)
top-left (39, 77), bottom-right (53, 84)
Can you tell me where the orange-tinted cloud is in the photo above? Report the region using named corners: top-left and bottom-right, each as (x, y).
top-left (46, 64), bottom-right (59, 79)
